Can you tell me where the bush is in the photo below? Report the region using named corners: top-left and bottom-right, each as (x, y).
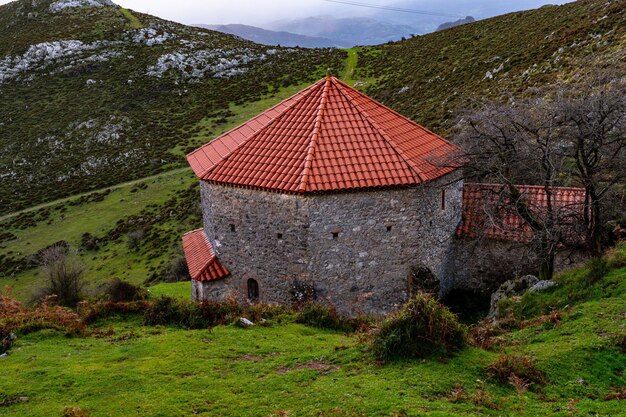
top-left (372, 292), bottom-right (466, 360)
top-left (144, 297), bottom-right (242, 329)
top-left (586, 257), bottom-right (608, 284)
top-left (485, 353), bottom-right (547, 386)
top-left (295, 302), bottom-right (350, 331)
top-left (78, 300), bottom-right (147, 325)
top-left (126, 229), bottom-right (145, 251)
top-left (0, 294), bottom-right (84, 344)
top-left (103, 278), bottom-right (147, 302)
top-left (34, 246), bottom-right (86, 307)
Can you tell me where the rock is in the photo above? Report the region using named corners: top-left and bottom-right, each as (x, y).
top-left (0, 352), bottom-right (9, 358)
top-left (488, 275), bottom-right (539, 318)
top-left (239, 317), bottom-right (254, 327)
top-left (528, 280), bottom-right (558, 293)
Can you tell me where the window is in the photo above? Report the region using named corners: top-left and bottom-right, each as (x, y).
top-left (277, 233), bottom-right (283, 239)
top-left (230, 224), bottom-right (236, 232)
top-left (247, 278), bottom-right (259, 301)
top-left (332, 232), bottom-right (339, 239)
top-left (441, 190), bottom-right (446, 210)
top-left (386, 225), bottom-right (392, 232)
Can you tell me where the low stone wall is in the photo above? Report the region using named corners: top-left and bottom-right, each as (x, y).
top-left (452, 238), bottom-right (589, 294)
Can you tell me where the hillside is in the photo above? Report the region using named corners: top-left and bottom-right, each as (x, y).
top-left (356, 0), bottom-right (626, 132)
top-left (196, 24), bottom-right (339, 48)
top-left (0, 0), bottom-right (345, 215)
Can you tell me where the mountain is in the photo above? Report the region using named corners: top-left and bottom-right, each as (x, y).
top-left (268, 16), bottom-right (416, 47)
top-left (357, 0), bottom-right (625, 132)
top-left (370, 0), bottom-right (572, 33)
top-left (436, 16), bottom-right (475, 31)
top-left (0, 0), bottom-right (345, 215)
top-left (195, 24), bottom-right (338, 48)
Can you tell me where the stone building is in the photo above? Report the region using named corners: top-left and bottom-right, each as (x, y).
top-left (183, 76), bottom-right (464, 315)
top-left (182, 76), bottom-right (587, 315)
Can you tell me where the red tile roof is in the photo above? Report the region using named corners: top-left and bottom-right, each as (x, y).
top-left (182, 229), bottom-right (230, 282)
top-left (187, 76), bottom-right (463, 193)
top-left (458, 183), bottom-right (586, 242)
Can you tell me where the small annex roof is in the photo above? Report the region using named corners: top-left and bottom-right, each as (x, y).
top-left (182, 229), bottom-right (230, 282)
top-left (187, 76), bottom-right (463, 193)
top-left (458, 183), bottom-right (586, 242)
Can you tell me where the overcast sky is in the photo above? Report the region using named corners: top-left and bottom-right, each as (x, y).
top-left (0, 0), bottom-right (571, 26)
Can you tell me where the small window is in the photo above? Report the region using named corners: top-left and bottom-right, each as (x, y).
top-left (441, 190), bottom-right (446, 210)
top-left (230, 224), bottom-right (236, 232)
top-left (277, 233), bottom-right (283, 239)
top-left (386, 225), bottom-right (392, 232)
top-left (332, 232), bottom-right (339, 239)
top-left (247, 278), bottom-right (259, 301)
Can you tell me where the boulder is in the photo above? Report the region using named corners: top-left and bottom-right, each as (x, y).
top-left (488, 275), bottom-right (539, 318)
top-left (238, 317), bottom-right (254, 327)
top-left (528, 280), bottom-right (558, 293)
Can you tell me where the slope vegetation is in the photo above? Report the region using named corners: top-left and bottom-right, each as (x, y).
top-left (356, 0), bottom-right (626, 132)
top-left (0, 0), bottom-right (344, 214)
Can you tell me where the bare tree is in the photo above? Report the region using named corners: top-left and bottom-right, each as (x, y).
top-left (556, 74), bottom-right (626, 254)
top-left (456, 97), bottom-right (573, 280)
top-left (36, 245), bottom-right (86, 307)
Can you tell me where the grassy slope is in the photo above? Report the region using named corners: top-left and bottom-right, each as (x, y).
top-left (1, 246), bottom-right (624, 416)
top-left (356, 0), bottom-right (626, 133)
top-left (0, 0), bottom-right (345, 214)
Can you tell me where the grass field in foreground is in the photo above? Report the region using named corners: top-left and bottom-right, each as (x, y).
top-left (1, 246), bottom-right (625, 416)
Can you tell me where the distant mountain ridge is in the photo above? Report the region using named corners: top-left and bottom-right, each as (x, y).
top-left (268, 16), bottom-right (417, 47)
top-left (436, 16), bottom-right (475, 31)
top-left (196, 24), bottom-right (339, 48)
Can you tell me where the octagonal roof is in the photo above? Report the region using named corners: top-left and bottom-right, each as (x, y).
top-left (187, 76), bottom-right (463, 193)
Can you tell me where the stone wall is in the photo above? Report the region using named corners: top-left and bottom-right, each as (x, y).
top-left (196, 171), bottom-right (464, 316)
top-left (305, 172), bottom-right (463, 315)
top-left (452, 238), bottom-right (589, 294)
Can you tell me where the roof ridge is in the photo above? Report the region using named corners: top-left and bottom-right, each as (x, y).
top-left (190, 79), bottom-right (326, 179)
top-left (331, 78), bottom-right (425, 184)
top-left (298, 77), bottom-right (331, 192)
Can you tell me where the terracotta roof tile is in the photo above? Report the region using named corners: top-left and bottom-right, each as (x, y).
top-left (182, 229), bottom-right (230, 282)
top-left (458, 183), bottom-right (586, 242)
top-left (187, 77), bottom-right (463, 193)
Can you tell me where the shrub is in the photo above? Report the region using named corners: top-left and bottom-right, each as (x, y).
top-left (0, 294), bottom-right (84, 343)
top-left (34, 246), bottom-right (86, 307)
top-left (143, 297), bottom-right (242, 329)
top-left (372, 292), bottom-right (466, 360)
top-left (103, 278), bottom-right (147, 302)
top-left (78, 300), bottom-right (147, 325)
top-left (485, 353), bottom-right (547, 386)
top-left (585, 257), bottom-right (608, 284)
top-left (126, 229), bottom-right (145, 251)
top-left (162, 255), bottom-right (190, 282)
top-left (295, 302), bottom-right (350, 331)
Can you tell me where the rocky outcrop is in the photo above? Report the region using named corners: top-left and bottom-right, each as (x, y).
top-left (488, 275), bottom-right (560, 319)
top-left (49, 0), bottom-right (116, 13)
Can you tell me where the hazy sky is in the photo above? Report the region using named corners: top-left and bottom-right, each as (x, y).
top-left (0, 0), bottom-right (571, 26)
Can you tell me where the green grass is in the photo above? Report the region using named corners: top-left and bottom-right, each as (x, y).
top-left (119, 8), bottom-right (143, 29)
top-left (1, 248), bottom-right (624, 416)
top-left (148, 282), bottom-right (191, 300)
top-left (341, 48), bottom-right (358, 84)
